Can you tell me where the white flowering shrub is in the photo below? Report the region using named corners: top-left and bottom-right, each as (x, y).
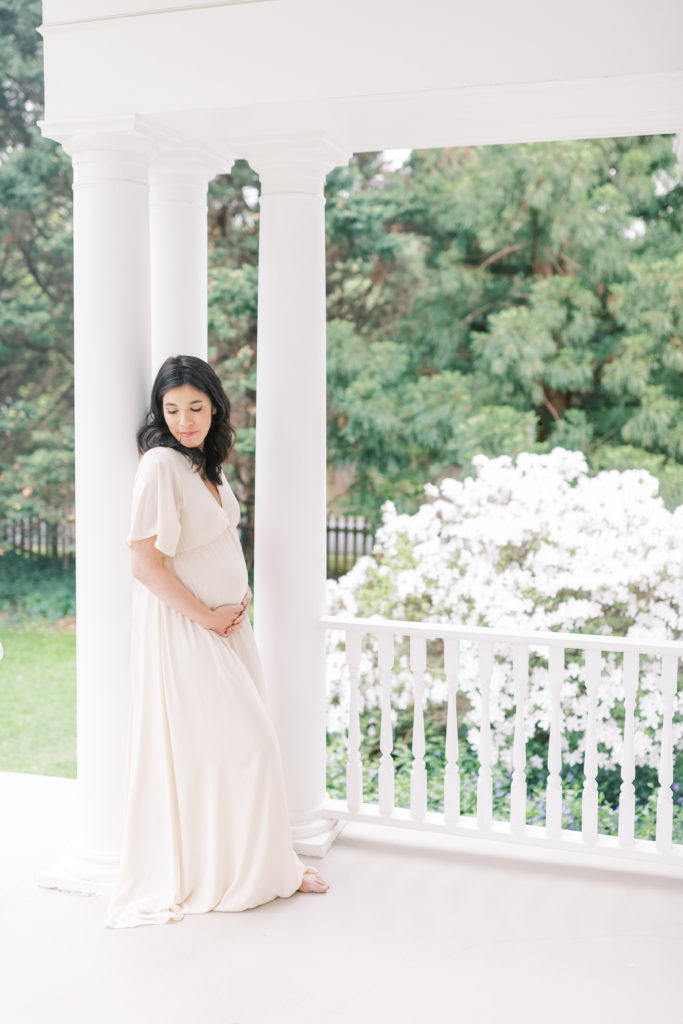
top-left (326, 449), bottom-right (683, 775)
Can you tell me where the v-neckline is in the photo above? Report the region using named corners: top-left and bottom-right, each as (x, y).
top-left (198, 472), bottom-right (223, 509)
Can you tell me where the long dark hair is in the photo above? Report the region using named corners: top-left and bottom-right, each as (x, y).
top-left (137, 355), bottom-right (236, 486)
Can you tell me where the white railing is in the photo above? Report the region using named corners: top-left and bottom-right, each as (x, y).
top-left (320, 615), bottom-right (683, 871)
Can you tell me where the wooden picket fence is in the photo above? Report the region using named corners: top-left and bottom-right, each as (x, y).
top-left (1, 516), bottom-right (75, 568)
top-left (326, 514), bottom-right (376, 579)
top-left (1, 512), bottom-right (376, 579)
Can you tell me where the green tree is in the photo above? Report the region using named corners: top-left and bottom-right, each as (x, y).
top-left (207, 161), bottom-right (261, 569)
top-left (325, 138), bottom-right (683, 516)
top-left (0, 0), bottom-right (74, 524)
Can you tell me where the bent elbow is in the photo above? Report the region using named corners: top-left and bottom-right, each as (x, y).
top-left (131, 555), bottom-right (155, 585)
top-left (130, 537), bottom-right (164, 584)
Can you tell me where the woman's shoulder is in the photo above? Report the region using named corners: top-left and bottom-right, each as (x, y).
top-left (138, 445), bottom-right (187, 470)
top-left (136, 445), bottom-right (190, 484)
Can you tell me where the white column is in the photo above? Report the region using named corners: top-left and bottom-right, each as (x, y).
top-left (40, 133), bottom-right (153, 893)
top-left (149, 149), bottom-right (222, 373)
top-left (246, 135), bottom-right (349, 852)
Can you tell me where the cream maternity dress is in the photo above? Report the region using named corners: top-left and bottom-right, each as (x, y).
top-left (106, 446), bottom-right (307, 928)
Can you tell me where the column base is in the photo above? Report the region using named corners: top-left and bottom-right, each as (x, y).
top-left (292, 818), bottom-right (346, 858)
top-left (39, 840), bottom-right (119, 898)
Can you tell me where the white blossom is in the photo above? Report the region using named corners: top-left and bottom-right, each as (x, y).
top-left (326, 449), bottom-right (683, 771)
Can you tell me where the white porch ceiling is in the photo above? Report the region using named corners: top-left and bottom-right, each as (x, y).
top-left (40, 0), bottom-right (683, 164)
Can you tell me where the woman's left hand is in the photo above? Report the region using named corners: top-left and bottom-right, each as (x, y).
top-left (220, 587), bottom-right (252, 637)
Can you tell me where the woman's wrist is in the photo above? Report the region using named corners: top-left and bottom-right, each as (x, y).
top-left (199, 606), bottom-right (217, 630)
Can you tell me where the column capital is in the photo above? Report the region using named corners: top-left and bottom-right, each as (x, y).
top-left (233, 132), bottom-right (351, 196)
top-left (38, 114), bottom-right (174, 189)
top-left (38, 113), bottom-right (175, 159)
top-left (151, 143), bottom-right (233, 187)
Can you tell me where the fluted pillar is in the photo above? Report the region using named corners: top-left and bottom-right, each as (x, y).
top-left (244, 135), bottom-right (349, 853)
top-left (149, 148), bottom-right (223, 372)
top-left (38, 130), bottom-right (154, 892)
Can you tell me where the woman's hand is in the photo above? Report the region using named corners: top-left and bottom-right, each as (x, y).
top-left (209, 587), bottom-right (252, 637)
top-left (207, 600), bottom-right (248, 637)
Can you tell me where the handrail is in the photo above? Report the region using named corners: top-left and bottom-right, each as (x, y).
top-left (320, 614), bottom-right (683, 657)
top-left (320, 613), bottom-right (683, 871)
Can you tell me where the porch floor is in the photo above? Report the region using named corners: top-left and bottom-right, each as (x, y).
top-left (2, 771), bottom-right (682, 1024)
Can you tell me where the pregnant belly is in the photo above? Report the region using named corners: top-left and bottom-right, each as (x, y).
top-left (169, 531), bottom-right (249, 608)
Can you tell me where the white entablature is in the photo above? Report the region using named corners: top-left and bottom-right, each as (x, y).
top-left (41, 0), bottom-right (683, 154)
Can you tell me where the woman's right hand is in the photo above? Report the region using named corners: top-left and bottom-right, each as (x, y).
top-left (206, 603), bottom-right (247, 637)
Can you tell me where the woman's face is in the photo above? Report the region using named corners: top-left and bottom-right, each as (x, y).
top-left (162, 384), bottom-right (215, 451)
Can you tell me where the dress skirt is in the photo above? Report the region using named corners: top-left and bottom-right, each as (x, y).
top-left (106, 447), bottom-right (306, 928)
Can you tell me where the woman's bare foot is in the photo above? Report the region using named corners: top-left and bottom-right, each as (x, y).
top-left (298, 867), bottom-right (330, 893)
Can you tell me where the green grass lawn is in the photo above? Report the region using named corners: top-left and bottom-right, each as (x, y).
top-left (0, 630), bottom-right (76, 778)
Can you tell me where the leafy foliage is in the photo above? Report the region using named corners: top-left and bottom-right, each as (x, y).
top-left (324, 139), bottom-right (683, 517)
top-left (0, 0), bottom-right (74, 523)
top-left (207, 161), bottom-right (261, 567)
top-left (0, 549), bottom-right (75, 623)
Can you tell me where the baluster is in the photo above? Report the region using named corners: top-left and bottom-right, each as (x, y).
top-left (510, 642), bottom-right (529, 835)
top-left (656, 653), bottom-right (679, 853)
top-left (477, 640), bottom-right (494, 830)
top-left (377, 633), bottom-right (395, 816)
top-left (618, 650), bottom-right (639, 847)
top-left (345, 630), bottom-right (363, 813)
top-left (582, 648), bottom-right (601, 844)
top-left (444, 637), bottom-right (461, 828)
top-left (409, 635), bottom-right (428, 821)
top-left (546, 645), bottom-right (564, 838)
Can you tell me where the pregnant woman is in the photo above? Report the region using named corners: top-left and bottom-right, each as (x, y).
top-left (106, 355), bottom-right (329, 928)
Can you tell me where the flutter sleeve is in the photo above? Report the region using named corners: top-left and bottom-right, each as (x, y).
top-left (126, 448), bottom-right (183, 557)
